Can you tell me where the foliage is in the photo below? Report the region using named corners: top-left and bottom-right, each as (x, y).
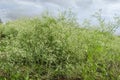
top-left (0, 12), bottom-right (120, 80)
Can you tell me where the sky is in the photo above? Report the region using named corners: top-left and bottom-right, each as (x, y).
top-left (0, 0), bottom-right (120, 34)
top-left (0, 0), bottom-right (120, 21)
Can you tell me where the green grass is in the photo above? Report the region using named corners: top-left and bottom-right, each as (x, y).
top-left (0, 12), bottom-right (120, 80)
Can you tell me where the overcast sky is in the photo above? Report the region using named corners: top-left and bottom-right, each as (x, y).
top-left (0, 0), bottom-right (120, 22)
top-left (1, 0), bottom-right (120, 34)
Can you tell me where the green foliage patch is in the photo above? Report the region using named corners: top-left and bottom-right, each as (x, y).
top-left (0, 12), bottom-right (120, 80)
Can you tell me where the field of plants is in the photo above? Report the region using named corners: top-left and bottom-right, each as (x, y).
top-left (0, 12), bottom-right (120, 80)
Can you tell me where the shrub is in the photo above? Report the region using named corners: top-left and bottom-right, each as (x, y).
top-left (0, 12), bottom-right (120, 80)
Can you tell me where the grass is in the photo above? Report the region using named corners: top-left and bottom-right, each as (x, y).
top-left (0, 12), bottom-right (120, 80)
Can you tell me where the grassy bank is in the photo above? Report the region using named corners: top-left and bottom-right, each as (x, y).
top-left (0, 13), bottom-right (120, 80)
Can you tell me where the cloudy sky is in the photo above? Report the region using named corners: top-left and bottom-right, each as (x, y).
top-left (0, 0), bottom-right (120, 22)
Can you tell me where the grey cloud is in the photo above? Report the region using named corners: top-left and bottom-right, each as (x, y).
top-left (1, 0), bottom-right (120, 23)
top-left (0, 0), bottom-right (44, 22)
top-left (104, 0), bottom-right (120, 3)
top-left (21, 0), bottom-right (75, 8)
top-left (0, 0), bottom-right (74, 22)
top-left (75, 0), bottom-right (93, 8)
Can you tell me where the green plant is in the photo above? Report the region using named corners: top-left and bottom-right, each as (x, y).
top-left (0, 11), bottom-right (120, 80)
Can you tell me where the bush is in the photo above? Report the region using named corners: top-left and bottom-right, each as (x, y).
top-left (0, 12), bottom-right (120, 80)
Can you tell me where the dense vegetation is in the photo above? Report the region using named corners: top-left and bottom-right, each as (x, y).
top-left (0, 12), bottom-right (120, 80)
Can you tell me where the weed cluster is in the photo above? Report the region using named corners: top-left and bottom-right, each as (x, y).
top-left (0, 12), bottom-right (120, 80)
